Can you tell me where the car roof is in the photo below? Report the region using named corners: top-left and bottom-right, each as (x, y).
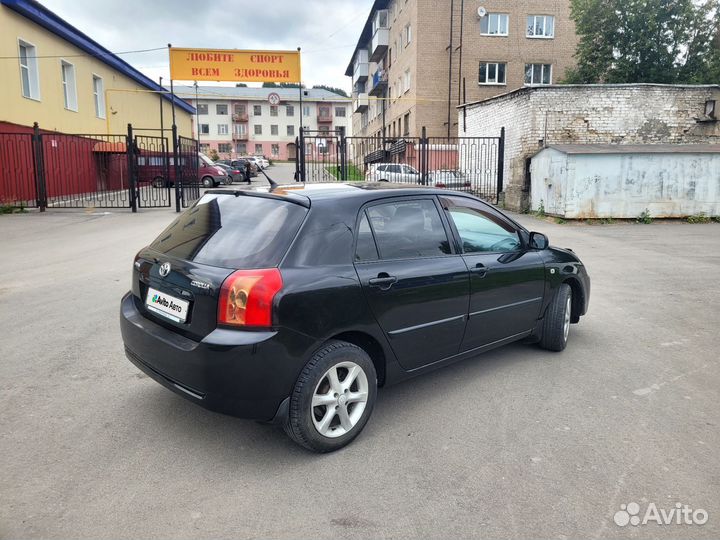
top-left (254, 182), bottom-right (474, 202)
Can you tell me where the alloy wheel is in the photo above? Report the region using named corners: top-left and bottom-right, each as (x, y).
top-left (311, 361), bottom-right (369, 438)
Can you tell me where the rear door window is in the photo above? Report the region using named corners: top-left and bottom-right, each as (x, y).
top-left (355, 213), bottom-right (379, 261)
top-left (149, 194), bottom-right (307, 268)
top-left (365, 199), bottom-right (451, 260)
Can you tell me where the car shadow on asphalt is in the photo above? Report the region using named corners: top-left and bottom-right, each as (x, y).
top-left (122, 340), bottom-right (561, 464)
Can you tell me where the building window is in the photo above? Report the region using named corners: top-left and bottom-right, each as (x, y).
top-left (287, 125), bottom-right (295, 136)
top-left (319, 125), bottom-right (330, 133)
top-left (199, 124), bottom-right (210, 135)
top-left (527, 15), bottom-right (555, 38)
top-left (254, 125), bottom-right (262, 135)
top-left (303, 105), bottom-right (311, 117)
top-left (403, 69), bottom-right (411, 93)
top-left (480, 13), bottom-right (509, 36)
top-left (92, 75), bottom-right (105, 118)
top-left (404, 24), bottom-right (412, 46)
top-left (255, 144), bottom-right (263, 154)
top-left (271, 144), bottom-right (279, 157)
top-left (234, 103), bottom-right (246, 114)
top-left (218, 124), bottom-right (229, 135)
top-left (234, 123), bottom-right (247, 137)
top-left (270, 105), bottom-right (278, 116)
top-left (197, 103), bottom-right (208, 115)
top-left (403, 112), bottom-right (410, 136)
top-left (525, 63), bottom-right (553, 85)
top-left (216, 104), bottom-right (228, 115)
top-left (286, 105), bottom-right (295, 116)
top-left (271, 124), bottom-right (279, 135)
top-left (479, 62), bottom-right (507, 85)
top-left (335, 106), bottom-right (346, 117)
top-left (236, 143), bottom-right (247, 154)
top-left (199, 143), bottom-right (210, 153)
top-left (218, 143), bottom-right (231, 153)
top-left (60, 60), bottom-right (78, 111)
top-left (253, 105), bottom-right (262, 116)
top-left (18, 39), bottom-right (40, 100)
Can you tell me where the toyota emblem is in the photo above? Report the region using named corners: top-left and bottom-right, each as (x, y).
top-left (159, 262), bottom-right (171, 277)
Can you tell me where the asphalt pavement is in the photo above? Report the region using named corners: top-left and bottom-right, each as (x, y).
top-left (1, 205), bottom-right (718, 539)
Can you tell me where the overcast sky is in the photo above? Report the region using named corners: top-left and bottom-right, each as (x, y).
top-left (43, 0), bottom-right (374, 91)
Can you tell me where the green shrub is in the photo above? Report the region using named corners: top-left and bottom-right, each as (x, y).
top-left (636, 208), bottom-right (653, 224)
top-left (686, 213), bottom-right (711, 224)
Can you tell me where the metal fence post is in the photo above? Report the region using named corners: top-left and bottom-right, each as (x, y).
top-left (127, 123), bottom-right (137, 212)
top-left (32, 122), bottom-right (47, 211)
top-left (172, 124), bottom-right (181, 212)
top-left (299, 127), bottom-right (306, 182)
top-left (497, 126), bottom-right (505, 203)
top-left (339, 132), bottom-right (347, 180)
top-left (420, 126), bottom-right (428, 186)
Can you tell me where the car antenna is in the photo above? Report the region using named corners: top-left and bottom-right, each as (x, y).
top-left (257, 167), bottom-right (279, 191)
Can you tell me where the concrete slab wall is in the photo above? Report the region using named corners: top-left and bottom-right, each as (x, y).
top-left (531, 148), bottom-right (720, 218)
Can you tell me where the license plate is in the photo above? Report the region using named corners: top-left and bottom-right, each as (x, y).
top-left (145, 287), bottom-right (190, 323)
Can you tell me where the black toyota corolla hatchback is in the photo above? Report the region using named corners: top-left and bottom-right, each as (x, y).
top-left (121, 183), bottom-right (590, 452)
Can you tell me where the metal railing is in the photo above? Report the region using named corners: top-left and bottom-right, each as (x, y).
top-left (297, 126), bottom-right (505, 204)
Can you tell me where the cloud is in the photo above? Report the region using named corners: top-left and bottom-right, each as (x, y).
top-left (42, 0), bottom-right (373, 90)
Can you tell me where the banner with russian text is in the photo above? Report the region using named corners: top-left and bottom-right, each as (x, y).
top-left (169, 48), bottom-right (301, 83)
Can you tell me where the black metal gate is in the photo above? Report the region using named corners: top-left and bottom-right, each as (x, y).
top-left (0, 122), bottom-right (200, 212)
top-left (133, 134), bottom-right (172, 208)
top-left (177, 135), bottom-right (200, 209)
top-left (297, 126), bottom-right (505, 204)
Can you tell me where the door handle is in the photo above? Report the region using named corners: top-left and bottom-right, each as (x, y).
top-left (369, 273), bottom-right (398, 290)
top-left (469, 263), bottom-right (488, 277)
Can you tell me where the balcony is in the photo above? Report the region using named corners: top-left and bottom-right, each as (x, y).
top-left (353, 49), bottom-right (369, 84)
top-left (232, 112), bottom-right (248, 122)
top-left (232, 132), bottom-right (248, 141)
top-left (369, 69), bottom-right (388, 97)
top-left (369, 9), bottom-right (389, 62)
top-left (317, 109), bottom-right (333, 123)
top-left (353, 93), bottom-right (369, 113)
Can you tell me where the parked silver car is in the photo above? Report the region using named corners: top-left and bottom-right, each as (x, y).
top-left (428, 169), bottom-right (472, 189)
top-left (365, 163), bottom-right (421, 183)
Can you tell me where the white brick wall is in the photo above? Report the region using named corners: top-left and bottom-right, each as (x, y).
top-left (460, 84), bottom-right (720, 210)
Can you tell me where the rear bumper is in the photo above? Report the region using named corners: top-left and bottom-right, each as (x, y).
top-left (120, 292), bottom-right (316, 420)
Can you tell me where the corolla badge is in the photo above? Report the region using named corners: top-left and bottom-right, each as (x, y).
top-left (159, 262), bottom-right (171, 277)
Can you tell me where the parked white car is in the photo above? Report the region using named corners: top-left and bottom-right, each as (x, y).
top-left (243, 156), bottom-right (269, 170)
top-left (428, 169), bottom-right (472, 189)
top-left (365, 163), bottom-right (421, 183)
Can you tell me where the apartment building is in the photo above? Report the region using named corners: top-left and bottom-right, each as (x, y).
top-left (0, 0), bottom-right (194, 135)
top-left (174, 86), bottom-right (350, 161)
top-left (346, 0), bottom-right (578, 138)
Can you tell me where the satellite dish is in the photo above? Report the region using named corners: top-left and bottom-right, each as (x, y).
top-left (477, 6), bottom-right (487, 18)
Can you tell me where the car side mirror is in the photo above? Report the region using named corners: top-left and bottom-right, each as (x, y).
top-left (529, 232), bottom-right (549, 250)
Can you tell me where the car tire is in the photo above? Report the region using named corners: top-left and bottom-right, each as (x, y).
top-left (284, 340), bottom-right (377, 453)
top-left (201, 176), bottom-right (213, 188)
top-left (539, 283), bottom-right (572, 352)
top-left (152, 176), bottom-right (165, 188)
top-left (224, 176), bottom-right (233, 185)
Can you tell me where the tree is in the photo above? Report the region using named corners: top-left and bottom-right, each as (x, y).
top-left (565, 0), bottom-right (720, 84)
top-left (262, 82), bottom-right (305, 88)
top-left (312, 85), bottom-right (349, 97)
top-left (208, 148), bottom-right (219, 162)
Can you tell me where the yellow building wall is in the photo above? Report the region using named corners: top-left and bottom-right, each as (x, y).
top-left (0, 6), bottom-right (193, 136)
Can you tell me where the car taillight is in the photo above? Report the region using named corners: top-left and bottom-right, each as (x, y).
top-left (218, 268), bottom-right (283, 327)
top-left (435, 182), bottom-right (446, 188)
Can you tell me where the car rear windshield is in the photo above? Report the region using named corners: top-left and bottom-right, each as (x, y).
top-left (149, 194), bottom-right (307, 268)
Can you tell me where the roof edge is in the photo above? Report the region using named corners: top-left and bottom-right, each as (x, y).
top-left (2, 0), bottom-right (195, 114)
top-left (458, 83), bottom-right (720, 109)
